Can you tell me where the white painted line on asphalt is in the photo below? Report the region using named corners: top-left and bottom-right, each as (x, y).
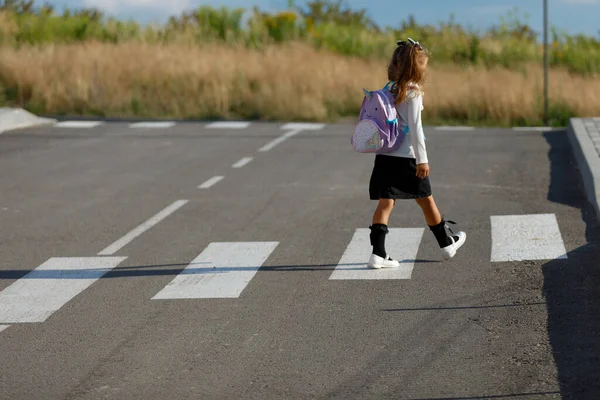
top-left (513, 126), bottom-right (552, 131)
top-left (98, 200), bottom-right (188, 256)
top-left (329, 228), bottom-right (424, 280)
top-left (280, 123), bottom-right (325, 131)
top-left (0, 325), bottom-right (9, 333)
top-left (207, 121), bottom-right (250, 129)
top-left (153, 242), bottom-right (279, 299)
top-left (232, 157), bottom-right (253, 169)
top-left (259, 129), bottom-right (302, 152)
top-left (198, 176), bottom-right (224, 189)
top-left (491, 214), bottom-right (568, 262)
top-left (129, 122), bottom-right (176, 129)
top-left (435, 126), bottom-right (475, 131)
top-left (0, 257), bottom-right (126, 323)
top-left (54, 121), bottom-right (104, 128)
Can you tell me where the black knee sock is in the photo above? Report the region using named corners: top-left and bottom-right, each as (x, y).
top-left (429, 219), bottom-right (459, 248)
top-left (369, 224), bottom-right (388, 258)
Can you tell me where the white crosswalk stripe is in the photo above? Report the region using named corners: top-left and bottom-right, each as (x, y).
top-left (206, 121), bottom-right (251, 129)
top-left (490, 214), bottom-right (568, 262)
top-left (0, 257), bottom-right (127, 323)
top-left (280, 123), bottom-right (325, 131)
top-left (129, 122), bottom-right (176, 129)
top-left (329, 228), bottom-right (425, 280)
top-left (54, 121), bottom-right (103, 128)
top-left (512, 126), bottom-right (553, 131)
top-left (0, 325), bottom-right (9, 334)
top-left (435, 126), bottom-right (475, 131)
top-left (152, 242), bottom-right (279, 299)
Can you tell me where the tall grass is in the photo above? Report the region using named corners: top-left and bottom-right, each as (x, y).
top-left (0, 1), bottom-right (598, 124)
top-left (1, 42), bottom-right (597, 126)
top-left (0, 4), bottom-right (599, 75)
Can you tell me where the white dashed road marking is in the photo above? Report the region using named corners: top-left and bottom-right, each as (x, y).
top-left (259, 129), bottom-right (303, 152)
top-left (152, 242), bottom-right (279, 299)
top-left (0, 257), bottom-right (127, 323)
top-left (198, 176), bottom-right (224, 189)
top-left (98, 200), bottom-right (188, 256)
top-left (259, 123), bottom-right (325, 152)
top-left (232, 157), bottom-right (253, 168)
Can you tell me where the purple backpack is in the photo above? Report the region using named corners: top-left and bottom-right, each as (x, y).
top-left (351, 82), bottom-right (409, 154)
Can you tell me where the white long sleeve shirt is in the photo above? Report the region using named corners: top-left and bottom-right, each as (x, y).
top-left (386, 90), bottom-right (428, 165)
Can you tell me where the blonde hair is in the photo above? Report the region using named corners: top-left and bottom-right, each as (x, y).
top-left (388, 40), bottom-right (429, 105)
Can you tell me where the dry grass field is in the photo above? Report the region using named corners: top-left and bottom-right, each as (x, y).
top-left (1, 42), bottom-right (598, 125)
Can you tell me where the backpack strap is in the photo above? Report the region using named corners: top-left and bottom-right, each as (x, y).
top-left (382, 82), bottom-right (418, 138)
top-left (383, 82), bottom-right (398, 126)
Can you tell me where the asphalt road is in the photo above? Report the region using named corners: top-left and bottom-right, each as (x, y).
top-left (0, 121), bottom-right (599, 400)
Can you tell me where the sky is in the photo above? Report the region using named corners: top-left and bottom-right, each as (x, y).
top-left (45, 0), bottom-right (600, 38)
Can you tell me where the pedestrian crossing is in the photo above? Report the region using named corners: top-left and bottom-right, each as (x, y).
top-left (152, 242), bottom-right (279, 300)
top-left (206, 121), bottom-right (251, 129)
top-left (0, 213), bottom-right (570, 332)
top-left (47, 120), bottom-right (558, 132)
top-left (129, 122), bottom-right (176, 129)
top-left (49, 121), bottom-right (325, 131)
top-left (329, 228), bottom-right (424, 280)
top-left (53, 121), bottom-right (104, 128)
top-left (490, 213), bottom-right (568, 262)
top-left (0, 257), bottom-right (126, 323)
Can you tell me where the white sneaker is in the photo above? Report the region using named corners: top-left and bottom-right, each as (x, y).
top-left (367, 254), bottom-right (400, 269)
top-left (441, 231), bottom-right (467, 260)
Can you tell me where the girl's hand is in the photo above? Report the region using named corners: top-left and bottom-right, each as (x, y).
top-left (416, 163), bottom-right (429, 179)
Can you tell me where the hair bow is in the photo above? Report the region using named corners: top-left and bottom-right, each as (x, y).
top-left (397, 38), bottom-right (423, 50)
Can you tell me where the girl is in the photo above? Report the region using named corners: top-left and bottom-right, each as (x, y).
top-left (367, 38), bottom-right (467, 269)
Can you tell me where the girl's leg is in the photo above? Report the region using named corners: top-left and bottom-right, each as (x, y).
top-left (415, 195), bottom-right (467, 259)
top-left (368, 199), bottom-right (399, 267)
top-left (415, 195), bottom-right (442, 226)
top-left (372, 199), bottom-right (395, 225)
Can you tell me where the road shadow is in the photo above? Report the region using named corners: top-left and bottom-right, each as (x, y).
top-left (543, 130), bottom-right (600, 399)
top-left (0, 260), bottom-right (438, 280)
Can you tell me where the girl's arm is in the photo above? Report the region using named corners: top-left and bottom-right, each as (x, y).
top-left (407, 92), bottom-right (428, 165)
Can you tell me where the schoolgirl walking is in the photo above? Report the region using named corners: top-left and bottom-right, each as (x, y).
top-left (352, 38), bottom-right (467, 269)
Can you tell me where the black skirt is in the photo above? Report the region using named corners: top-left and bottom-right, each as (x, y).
top-left (369, 154), bottom-right (432, 200)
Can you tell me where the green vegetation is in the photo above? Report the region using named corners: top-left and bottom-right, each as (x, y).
top-left (0, 0), bottom-right (597, 125)
top-left (1, 0), bottom-right (599, 76)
